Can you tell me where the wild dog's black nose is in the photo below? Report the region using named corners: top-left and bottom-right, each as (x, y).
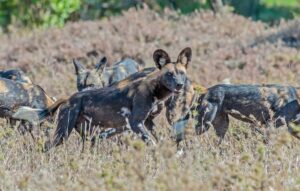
top-left (176, 83), bottom-right (184, 90)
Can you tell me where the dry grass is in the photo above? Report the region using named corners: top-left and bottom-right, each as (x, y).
top-left (0, 118), bottom-right (299, 190)
top-left (0, 8), bottom-right (299, 190)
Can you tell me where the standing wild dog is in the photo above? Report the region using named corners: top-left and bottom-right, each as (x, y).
top-left (165, 78), bottom-right (200, 142)
top-left (166, 83), bottom-right (300, 143)
top-left (73, 56), bottom-right (140, 91)
top-left (73, 57), bottom-right (108, 91)
top-left (0, 77), bottom-right (55, 135)
top-left (17, 48), bottom-right (191, 150)
top-left (101, 58), bottom-right (141, 86)
top-left (0, 69), bottom-right (32, 83)
top-left (13, 56), bottom-right (145, 138)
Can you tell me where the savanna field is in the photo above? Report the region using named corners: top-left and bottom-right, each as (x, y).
top-left (0, 7), bottom-right (300, 190)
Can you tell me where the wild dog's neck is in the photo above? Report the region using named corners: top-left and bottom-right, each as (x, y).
top-left (153, 76), bottom-right (173, 101)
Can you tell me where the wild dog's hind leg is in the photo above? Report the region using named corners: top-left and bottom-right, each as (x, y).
top-left (44, 103), bottom-right (81, 151)
top-left (212, 113), bottom-right (229, 145)
top-left (195, 101), bottom-right (219, 135)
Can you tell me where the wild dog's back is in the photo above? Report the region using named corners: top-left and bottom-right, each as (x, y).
top-left (203, 84), bottom-right (299, 123)
top-left (102, 58), bottom-right (140, 86)
top-left (0, 78), bottom-right (54, 115)
top-left (0, 69), bottom-right (32, 84)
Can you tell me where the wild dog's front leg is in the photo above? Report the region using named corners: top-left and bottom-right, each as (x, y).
top-left (144, 102), bottom-right (164, 142)
top-left (130, 96), bottom-right (156, 145)
top-left (173, 112), bottom-right (190, 144)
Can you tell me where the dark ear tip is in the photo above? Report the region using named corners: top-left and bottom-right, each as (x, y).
top-left (153, 49), bottom-right (164, 57)
top-left (100, 56), bottom-right (107, 64)
top-left (184, 47), bottom-right (192, 53)
top-left (73, 59), bottom-right (77, 65)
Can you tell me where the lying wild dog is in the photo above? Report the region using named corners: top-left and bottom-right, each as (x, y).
top-left (15, 48), bottom-right (192, 150)
top-left (0, 69), bottom-right (32, 83)
top-left (166, 83), bottom-right (300, 143)
top-left (0, 77), bottom-right (55, 136)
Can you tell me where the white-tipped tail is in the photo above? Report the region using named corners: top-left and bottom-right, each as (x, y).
top-left (13, 106), bottom-right (43, 125)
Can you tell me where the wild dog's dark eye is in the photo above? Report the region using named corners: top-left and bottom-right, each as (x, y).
top-left (167, 72), bottom-right (173, 76)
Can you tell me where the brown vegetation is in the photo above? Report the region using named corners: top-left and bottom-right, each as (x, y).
top-left (0, 8), bottom-right (299, 190)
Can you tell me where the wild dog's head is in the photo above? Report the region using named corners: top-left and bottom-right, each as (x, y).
top-left (153, 47), bottom-right (192, 93)
top-left (165, 79), bottom-right (196, 125)
top-left (73, 57), bottom-right (107, 91)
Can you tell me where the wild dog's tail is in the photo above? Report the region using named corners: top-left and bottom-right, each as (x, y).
top-left (13, 98), bottom-right (68, 124)
top-left (44, 99), bottom-right (82, 151)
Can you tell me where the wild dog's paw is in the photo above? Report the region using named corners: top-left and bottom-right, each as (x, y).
top-left (142, 134), bottom-right (157, 146)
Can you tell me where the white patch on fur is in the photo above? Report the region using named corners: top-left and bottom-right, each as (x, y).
top-left (295, 113), bottom-right (300, 121)
top-left (221, 78), bottom-right (231, 84)
top-left (151, 97), bottom-right (160, 113)
top-left (12, 106), bottom-right (42, 125)
top-left (120, 107), bottom-right (131, 117)
top-left (125, 117), bottom-right (132, 131)
top-left (173, 119), bottom-right (188, 136)
top-left (159, 58), bottom-right (166, 66)
top-left (99, 128), bottom-right (116, 139)
top-left (152, 104), bottom-right (158, 113)
top-left (137, 123), bottom-right (143, 129)
top-left (176, 149), bottom-right (184, 158)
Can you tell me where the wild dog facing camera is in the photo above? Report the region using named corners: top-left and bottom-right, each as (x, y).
top-left (153, 47), bottom-right (192, 94)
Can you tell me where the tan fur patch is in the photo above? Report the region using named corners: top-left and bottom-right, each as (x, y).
top-left (22, 83), bottom-right (34, 90)
top-left (116, 78), bottom-right (131, 90)
top-left (0, 80), bottom-right (9, 93)
top-left (259, 87), bottom-right (271, 101)
top-left (193, 83), bottom-right (207, 94)
top-left (45, 94), bottom-right (55, 107)
top-left (175, 64), bottom-right (187, 73)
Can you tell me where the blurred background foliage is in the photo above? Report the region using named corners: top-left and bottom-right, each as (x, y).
top-left (0, 0), bottom-right (299, 31)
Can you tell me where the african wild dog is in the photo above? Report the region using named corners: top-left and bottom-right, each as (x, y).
top-left (73, 57), bottom-right (108, 91)
top-left (13, 56), bottom-right (145, 138)
top-left (15, 48), bottom-right (192, 150)
top-left (165, 78), bottom-right (199, 142)
top-left (101, 58), bottom-right (140, 86)
top-left (0, 69), bottom-right (32, 84)
top-left (73, 57), bottom-right (140, 91)
top-left (0, 77), bottom-right (55, 136)
top-left (166, 83), bottom-right (300, 143)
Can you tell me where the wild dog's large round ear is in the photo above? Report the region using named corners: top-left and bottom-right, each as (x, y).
top-left (153, 49), bottom-right (171, 69)
top-left (177, 47), bottom-right (192, 68)
top-left (95, 56), bottom-right (108, 73)
top-left (73, 59), bottom-right (85, 74)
